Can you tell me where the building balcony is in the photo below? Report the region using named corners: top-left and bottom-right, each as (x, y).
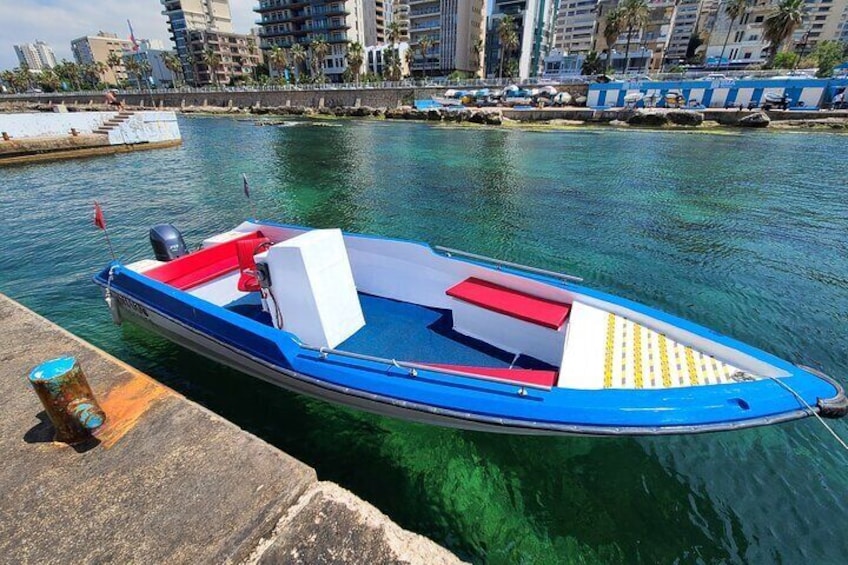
top-left (255, 0), bottom-right (310, 13)
top-left (409, 8), bottom-right (440, 18)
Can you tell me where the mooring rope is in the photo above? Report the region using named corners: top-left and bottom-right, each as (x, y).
top-left (767, 376), bottom-right (848, 453)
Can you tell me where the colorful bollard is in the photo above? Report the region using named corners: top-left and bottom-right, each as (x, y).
top-left (28, 356), bottom-right (106, 444)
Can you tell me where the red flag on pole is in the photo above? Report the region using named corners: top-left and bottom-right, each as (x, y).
top-left (93, 201), bottom-right (106, 230)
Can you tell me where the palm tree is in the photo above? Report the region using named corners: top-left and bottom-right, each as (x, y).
top-left (764, 0), bottom-right (806, 67)
top-left (602, 7), bottom-right (624, 74)
top-left (619, 0), bottom-right (650, 73)
top-left (416, 36), bottom-right (432, 78)
top-left (162, 52), bottom-right (183, 87)
top-left (124, 57), bottom-right (143, 90)
top-left (497, 15), bottom-right (519, 79)
top-left (106, 52), bottom-right (123, 86)
top-left (269, 45), bottom-right (289, 82)
top-left (291, 43), bottom-right (307, 84)
top-left (717, 0), bottom-right (750, 70)
top-left (310, 38), bottom-right (330, 82)
top-left (387, 22), bottom-right (402, 47)
top-left (202, 48), bottom-right (222, 86)
top-left (346, 41), bottom-right (364, 83)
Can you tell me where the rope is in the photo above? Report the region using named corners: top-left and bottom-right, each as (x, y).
top-left (767, 376), bottom-right (848, 453)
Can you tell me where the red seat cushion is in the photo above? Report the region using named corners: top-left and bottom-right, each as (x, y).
top-left (446, 277), bottom-right (571, 329)
top-left (427, 364), bottom-right (558, 387)
top-left (146, 231), bottom-right (265, 291)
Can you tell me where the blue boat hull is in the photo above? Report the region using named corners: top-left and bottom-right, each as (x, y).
top-left (93, 223), bottom-right (846, 436)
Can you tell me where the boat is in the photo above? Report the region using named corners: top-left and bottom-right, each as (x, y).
top-left (552, 92), bottom-right (573, 106)
top-left (93, 221), bottom-right (847, 436)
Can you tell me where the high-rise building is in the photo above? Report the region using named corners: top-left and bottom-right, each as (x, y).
top-left (791, 0), bottom-right (847, 52)
top-left (704, 0), bottom-right (774, 68)
top-left (254, 0), bottom-right (367, 82)
top-left (186, 29), bottom-right (262, 85)
top-left (553, 0), bottom-right (604, 54)
top-left (13, 41), bottom-right (57, 70)
top-left (485, 0), bottom-right (558, 79)
top-left (404, 0), bottom-right (486, 77)
top-left (389, 0), bottom-right (410, 42)
top-left (71, 32), bottom-right (135, 84)
top-left (364, 0), bottom-right (388, 45)
top-left (161, 0), bottom-right (234, 84)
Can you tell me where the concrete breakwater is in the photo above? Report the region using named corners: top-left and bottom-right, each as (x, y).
top-left (0, 293), bottom-right (463, 564)
top-left (0, 110), bottom-right (182, 165)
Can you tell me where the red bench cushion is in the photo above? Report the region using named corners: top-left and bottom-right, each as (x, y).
top-left (146, 231), bottom-right (265, 291)
top-left (428, 364), bottom-right (558, 388)
top-left (446, 277), bottom-right (571, 330)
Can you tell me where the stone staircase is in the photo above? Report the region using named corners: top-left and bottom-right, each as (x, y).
top-left (93, 111), bottom-right (134, 135)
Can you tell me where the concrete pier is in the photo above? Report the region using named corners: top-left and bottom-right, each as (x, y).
top-left (0, 111), bottom-right (182, 166)
top-left (0, 293), bottom-right (461, 564)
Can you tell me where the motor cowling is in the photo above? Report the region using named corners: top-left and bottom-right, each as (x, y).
top-left (149, 224), bottom-right (188, 262)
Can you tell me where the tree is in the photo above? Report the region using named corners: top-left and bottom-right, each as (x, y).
top-left (268, 45), bottom-right (289, 83)
top-left (346, 41), bottom-right (364, 83)
top-left (812, 40), bottom-right (845, 78)
top-left (619, 0), bottom-right (650, 73)
top-left (416, 36), bottom-right (432, 78)
top-left (387, 21), bottom-right (402, 47)
top-left (497, 15), bottom-right (518, 79)
top-left (291, 43), bottom-right (307, 84)
top-left (602, 8), bottom-right (624, 74)
top-left (162, 52), bottom-right (183, 87)
top-left (310, 38), bottom-right (330, 82)
top-left (202, 48), bottom-right (222, 86)
top-left (717, 0), bottom-right (750, 70)
top-left (764, 0), bottom-right (806, 67)
top-left (581, 52), bottom-right (604, 75)
top-left (124, 57), bottom-right (143, 89)
top-left (106, 52), bottom-right (123, 86)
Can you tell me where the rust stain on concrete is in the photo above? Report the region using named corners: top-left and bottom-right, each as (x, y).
top-left (95, 372), bottom-right (171, 448)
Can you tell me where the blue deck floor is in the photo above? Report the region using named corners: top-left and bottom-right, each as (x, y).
top-left (226, 293), bottom-right (552, 369)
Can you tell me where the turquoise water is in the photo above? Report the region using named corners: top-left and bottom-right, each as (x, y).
top-left (2, 116), bottom-right (847, 563)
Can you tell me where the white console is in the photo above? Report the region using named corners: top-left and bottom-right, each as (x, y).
top-left (264, 229), bottom-right (365, 348)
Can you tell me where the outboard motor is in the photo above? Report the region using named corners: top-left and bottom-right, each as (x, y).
top-left (149, 224), bottom-right (188, 262)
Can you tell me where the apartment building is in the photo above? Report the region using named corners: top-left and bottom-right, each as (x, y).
top-left (71, 32), bottom-right (134, 85)
top-left (13, 41), bottom-right (57, 70)
top-left (364, 0), bottom-right (388, 45)
top-left (161, 0), bottom-right (234, 84)
top-left (554, 0), bottom-right (602, 54)
top-left (665, 0), bottom-right (710, 64)
top-left (186, 29), bottom-right (261, 85)
top-left (406, 0), bottom-right (486, 77)
top-left (390, 0), bottom-right (411, 41)
top-left (485, 0), bottom-right (558, 79)
top-left (704, 0), bottom-right (774, 67)
top-left (254, 0), bottom-right (367, 82)
top-left (794, 0), bottom-right (847, 51)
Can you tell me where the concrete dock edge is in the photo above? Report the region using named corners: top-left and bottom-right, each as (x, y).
top-left (0, 293), bottom-right (463, 564)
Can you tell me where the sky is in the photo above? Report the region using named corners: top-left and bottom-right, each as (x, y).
top-left (0, 0), bottom-right (258, 70)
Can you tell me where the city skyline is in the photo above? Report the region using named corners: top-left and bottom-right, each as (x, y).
top-left (0, 0), bottom-right (258, 70)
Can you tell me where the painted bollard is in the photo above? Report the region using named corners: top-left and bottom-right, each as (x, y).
top-left (28, 356), bottom-right (106, 444)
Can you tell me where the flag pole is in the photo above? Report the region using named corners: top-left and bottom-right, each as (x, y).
top-left (243, 173), bottom-right (257, 220)
top-left (93, 201), bottom-right (117, 261)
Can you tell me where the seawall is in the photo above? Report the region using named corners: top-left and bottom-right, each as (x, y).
top-left (0, 84), bottom-right (590, 110)
top-left (0, 293), bottom-right (462, 564)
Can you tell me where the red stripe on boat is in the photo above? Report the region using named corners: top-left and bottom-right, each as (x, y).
top-left (427, 364), bottom-right (558, 387)
top-left (445, 277), bottom-right (571, 329)
top-left (146, 231), bottom-right (265, 290)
